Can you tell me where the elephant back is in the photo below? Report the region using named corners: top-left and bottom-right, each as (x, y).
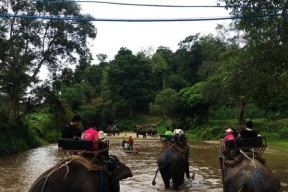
top-left (162, 141), bottom-right (189, 156)
top-left (224, 152), bottom-right (266, 168)
top-left (157, 144), bottom-right (187, 169)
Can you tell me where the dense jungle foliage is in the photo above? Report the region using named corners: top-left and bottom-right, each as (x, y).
top-left (1, 1), bottom-right (288, 155)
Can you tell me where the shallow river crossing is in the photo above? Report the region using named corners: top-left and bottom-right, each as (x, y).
top-left (0, 135), bottom-right (287, 192)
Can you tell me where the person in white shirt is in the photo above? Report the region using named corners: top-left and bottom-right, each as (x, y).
top-left (173, 125), bottom-right (184, 135)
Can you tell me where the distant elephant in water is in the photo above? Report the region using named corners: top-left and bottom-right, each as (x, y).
top-left (134, 128), bottom-right (147, 138)
top-left (152, 145), bottom-right (190, 190)
top-left (29, 155), bottom-right (132, 192)
top-left (224, 158), bottom-right (280, 192)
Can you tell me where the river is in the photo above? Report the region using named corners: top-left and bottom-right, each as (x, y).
top-left (0, 136), bottom-right (287, 192)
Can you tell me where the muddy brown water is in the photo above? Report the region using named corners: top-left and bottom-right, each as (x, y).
top-left (0, 134), bottom-right (287, 192)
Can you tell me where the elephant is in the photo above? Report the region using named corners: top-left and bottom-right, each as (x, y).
top-left (223, 158), bottom-right (280, 192)
top-left (29, 155), bottom-right (132, 192)
top-left (152, 144), bottom-right (190, 190)
top-left (106, 126), bottom-right (120, 136)
top-left (147, 127), bottom-right (157, 137)
top-left (133, 128), bottom-right (147, 138)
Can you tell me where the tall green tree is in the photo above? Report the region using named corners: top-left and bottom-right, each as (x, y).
top-left (178, 82), bottom-right (209, 124)
top-left (175, 34), bottom-right (202, 85)
top-left (0, 2), bottom-right (96, 122)
top-left (102, 47), bottom-right (153, 117)
top-left (60, 82), bottom-right (94, 111)
top-left (151, 52), bottom-right (169, 89)
top-left (150, 88), bottom-right (178, 118)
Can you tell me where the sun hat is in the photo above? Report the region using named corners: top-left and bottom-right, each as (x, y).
top-left (98, 131), bottom-right (106, 139)
top-left (225, 128), bottom-right (233, 133)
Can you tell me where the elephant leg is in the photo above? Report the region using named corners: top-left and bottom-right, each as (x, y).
top-left (186, 162), bottom-right (190, 178)
top-left (219, 157), bottom-right (227, 185)
top-left (185, 150), bottom-right (190, 178)
top-left (172, 172), bottom-right (184, 190)
top-left (108, 182), bottom-right (120, 192)
top-left (160, 169), bottom-right (171, 188)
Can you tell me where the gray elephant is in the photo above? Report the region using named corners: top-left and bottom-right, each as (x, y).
top-left (152, 146), bottom-right (190, 190)
top-left (224, 158), bottom-right (280, 192)
top-left (29, 155), bottom-right (132, 192)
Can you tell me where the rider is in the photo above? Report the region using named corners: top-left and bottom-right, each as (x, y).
top-left (239, 121), bottom-right (258, 138)
top-left (173, 124), bottom-right (186, 142)
top-left (173, 125), bottom-right (184, 135)
top-left (82, 121), bottom-right (99, 150)
top-left (219, 127), bottom-right (236, 182)
top-left (61, 115), bottom-right (82, 139)
top-left (164, 127), bottom-right (173, 135)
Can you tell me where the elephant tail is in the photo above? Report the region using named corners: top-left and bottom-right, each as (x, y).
top-left (152, 168), bottom-right (160, 186)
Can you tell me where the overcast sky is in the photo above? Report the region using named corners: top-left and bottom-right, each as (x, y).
top-left (79, 0), bottom-right (231, 63)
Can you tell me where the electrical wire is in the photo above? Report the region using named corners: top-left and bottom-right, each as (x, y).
top-left (0, 12), bottom-right (286, 22)
top-left (33, 0), bottom-right (277, 9)
top-left (33, 0), bottom-right (229, 8)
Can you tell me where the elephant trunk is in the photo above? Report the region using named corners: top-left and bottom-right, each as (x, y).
top-left (152, 168), bottom-right (160, 186)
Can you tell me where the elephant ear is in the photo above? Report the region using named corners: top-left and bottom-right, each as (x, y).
top-left (107, 155), bottom-right (133, 181)
top-left (114, 161), bottom-right (133, 181)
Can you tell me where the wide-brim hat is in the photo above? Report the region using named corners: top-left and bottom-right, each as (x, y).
top-left (225, 128), bottom-right (233, 133)
top-left (98, 131), bottom-right (106, 139)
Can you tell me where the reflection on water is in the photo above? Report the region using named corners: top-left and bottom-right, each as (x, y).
top-left (0, 145), bottom-right (61, 192)
top-left (0, 138), bottom-right (287, 192)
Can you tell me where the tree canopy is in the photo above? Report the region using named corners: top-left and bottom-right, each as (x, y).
top-left (0, 1), bottom-right (96, 123)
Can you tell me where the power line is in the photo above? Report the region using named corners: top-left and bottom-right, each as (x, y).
top-left (33, 0), bottom-right (230, 8)
top-left (32, 0), bottom-right (283, 11)
top-left (0, 12), bottom-right (286, 22)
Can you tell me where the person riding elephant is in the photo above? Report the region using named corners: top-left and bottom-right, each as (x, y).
top-left (152, 145), bottom-right (190, 190)
top-left (29, 155), bottom-right (133, 192)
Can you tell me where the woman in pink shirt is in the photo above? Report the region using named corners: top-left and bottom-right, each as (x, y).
top-left (219, 127), bottom-right (236, 181)
top-left (82, 121), bottom-right (99, 150)
top-left (223, 128), bottom-right (235, 141)
top-left (220, 128), bottom-right (235, 157)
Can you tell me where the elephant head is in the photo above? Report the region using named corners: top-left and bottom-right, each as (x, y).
top-left (107, 155), bottom-right (133, 182)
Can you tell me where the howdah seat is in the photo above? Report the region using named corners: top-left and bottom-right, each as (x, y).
top-left (58, 138), bottom-right (109, 157)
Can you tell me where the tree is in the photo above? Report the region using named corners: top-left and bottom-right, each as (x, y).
top-left (197, 34), bottom-right (228, 81)
top-left (60, 82), bottom-right (94, 111)
top-left (174, 34), bottom-right (203, 85)
top-left (150, 88), bottom-right (178, 118)
top-left (151, 53), bottom-right (169, 89)
top-left (0, 2), bottom-right (96, 123)
top-left (178, 82), bottom-right (209, 124)
top-left (219, 0), bottom-right (288, 113)
top-left (101, 47), bottom-right (153, 117)
top-left (96, 53), bottom-right (108, 63)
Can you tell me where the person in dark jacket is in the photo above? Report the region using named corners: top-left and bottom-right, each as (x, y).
top-left (61, 115), bottom-right (82, 139)
top-left (239, 121), bottom-right (258, 138)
